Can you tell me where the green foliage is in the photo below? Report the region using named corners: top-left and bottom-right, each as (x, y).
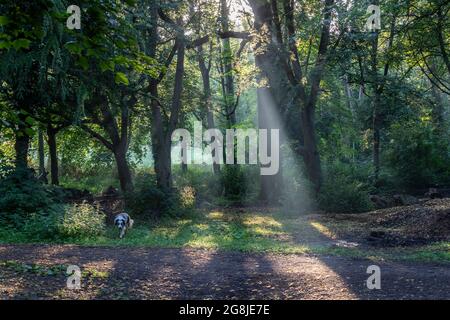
top-left (0, 169), bottom-right (62, 227)
top-left (385, 120), bottom-right (450, 189)
top-left (220, 165), bottom-right (247, 203)
top-left (20, 203), bottom-right (105, 241)
top-left (58, 203), bottom-right (106, 238)
top-left (0, 168), bottom-right (105, 239)
top-left (178, 185), bottom-right (196, 210)
top-left (126, 171), bottom-right (203, 218)
top-left (125, 172), bottom-right (177, 217)
top-left (115, 72), bottom-right (129, 85)
top-left (59, 174), bottom-right (118, 195)
top-left (173, 167), bottom-right (221, 203)
top-left (318, 163), bottom-right (374, 213)
top-left (21, 205), bottom-right (65, 240)
top-left (0, 0), bottom-right (450, 242)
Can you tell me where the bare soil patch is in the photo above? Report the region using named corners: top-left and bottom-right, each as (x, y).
top-left (0, 245), bottom-right (449, 300)
top-left (318, 198), bottom-right (450, 247)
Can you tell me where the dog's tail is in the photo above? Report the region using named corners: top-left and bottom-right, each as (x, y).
top-left (129, 219), bottom-right (134, 228)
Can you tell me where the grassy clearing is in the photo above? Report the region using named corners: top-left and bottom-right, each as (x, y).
top-left (0, 209), bottom-right (448, 264)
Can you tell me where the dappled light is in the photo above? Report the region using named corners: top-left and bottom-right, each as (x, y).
top-left (0, 0), bottom-right (449, 302)
top-left (310, 221), bottom-right (338, 240)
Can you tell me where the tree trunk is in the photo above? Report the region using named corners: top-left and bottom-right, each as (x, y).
top-left (297, 0), bottom-right (333, 193)
top-left (430, 61), bottom-right (446, 134)
top-left (38, 128), bottom-right (47, 183)
top-left (258, 88), bottom-right (283, 203)
top-left (343, 75), bottom-right (356, 119)
top-left (147, 2), bottom-right (172, 191)
top-left (370, 11), bottom-right (396, 186)
top-left (437, 6), bottom-right (450, 76)
top-left (248, 0), bottom-right (332, 195)
top-left (150, 35), bottom-right (186, 191)
top-left (181, 163), bottom-right (188, 173)
top-left (249, 0), bottom-right (285, 203)
top-left (14, 131), bottom-right (30, 171)
top-left (372, 91), bottom-right (381, 185)
top-left (198, 45), bottom-right (220, 174)
top-left (46, 125), bottom-right (59, 185)
top-left (220, 0), bottom-right (237, 126)
top-left (301, 104), bottom-right (323, 193)
top-left (152, 135), bottom-right (173, 191)
top-left (14, 113), bottom-right (30, 171)
top-left (113, 145), bottom-right (133, 193)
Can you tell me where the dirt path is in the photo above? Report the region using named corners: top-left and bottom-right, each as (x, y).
top-left (0, 245), bottom-right (448, 300)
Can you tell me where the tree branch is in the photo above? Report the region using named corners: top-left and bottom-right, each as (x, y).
top-left (79, 123), bottom-right (114, 150)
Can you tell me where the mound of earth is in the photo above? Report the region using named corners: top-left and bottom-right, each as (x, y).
top-left (365, 199), bottom-right (450, 246)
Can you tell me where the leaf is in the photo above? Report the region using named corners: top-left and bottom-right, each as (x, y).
top-left (12, 39), bottom-right (31, 50)
top-left (86, 48), bottom-right (98, 57)
top-left (114, 55), bottom-right (130, 67)
top-left (115, 72), bottom-right (129, 86)
top-left (24, 116), bottom-right (35, 126)
top-left (0, 16), bottom-right (10, 26)
top-left (65, 42), bottom-right (83, 55)
top-left (100, 60), bottom-right (115, 73)
top-left (0, 41), bottom-right (11, 49)
top-left (78, 56), bottom-right (89, 70)
top-left (24, 128), bottom-right (35, 137)
top-left (0, 119), bottom-right (11, 127)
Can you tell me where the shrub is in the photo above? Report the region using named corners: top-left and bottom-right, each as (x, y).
top-left (385, 121), bottom-right (450, 189)
top-left (58, 203), bottom-right (106, 238)
top-left (22, 205), bottom-right (65, 240)
top-left (318, 163), bottom-right (374, 213)
top-left (173, 167), bottom-right (221, 203)
top-left (179, 185), bottom-right (196, 210)
top-left (19, 203), bottom-right (106, 241)
top-left (0, 169), bottom-right (61, 228)
top-left (220, 165), bottom-right (247, 203)
top-left (125, 172), bottom-right (177, 217)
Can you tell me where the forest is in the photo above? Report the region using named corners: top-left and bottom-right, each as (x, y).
top-left (0, 0), bottom-right (449, 300)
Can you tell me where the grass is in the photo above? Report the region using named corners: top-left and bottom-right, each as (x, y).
top-left (74, 210), bottom-right (312, 254)
top-left (0, 209), bottom-right (448, 264)
top-left (0, 260), bottom-right (110, 279)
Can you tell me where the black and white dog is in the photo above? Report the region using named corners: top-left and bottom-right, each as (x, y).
top-left (114, 213), bottom-right (134, 239)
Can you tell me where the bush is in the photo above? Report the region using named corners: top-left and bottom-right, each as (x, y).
top-left (21, 205), bottom-right (65, 240)
top-left (58, 203), bottom-right (106, 238)
top-left (0, 169), bottom-right (61, 228)
top-left (220, 165), bottom-right (247, 203)
top-left (318, 163), bottom-right (374, 213)
top-left (179, 186), bottom-right (196, 210)
top-left (125, 172), bottom-right (178, 217)
top-left (173, 167), bottom-right (221, 203)
top-left (385, 121), bottom-right (450, 189)
top-left (21, 203), bottom-right (106, 240)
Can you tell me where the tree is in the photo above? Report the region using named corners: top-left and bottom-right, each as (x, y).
top-left (247, 0), bottom-right (335, 193)
top-left (139, 0), bottom-right (187, 191)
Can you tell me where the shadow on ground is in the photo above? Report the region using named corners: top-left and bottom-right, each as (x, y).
top-left (0, 210), bottom-right (449, 300)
